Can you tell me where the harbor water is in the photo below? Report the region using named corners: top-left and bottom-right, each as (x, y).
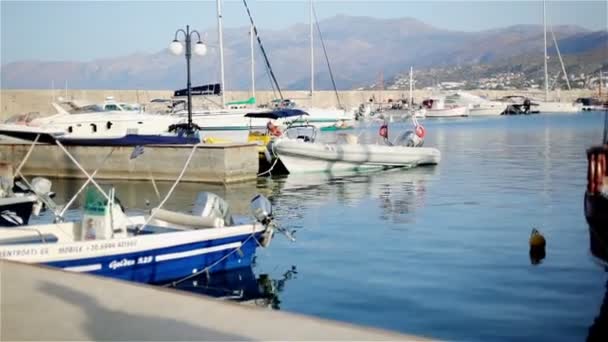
top-left (35, 112), bottom-right (607, 341)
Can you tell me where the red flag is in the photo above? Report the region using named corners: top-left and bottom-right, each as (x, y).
top-left (379, 123), bottom-right (388, 139)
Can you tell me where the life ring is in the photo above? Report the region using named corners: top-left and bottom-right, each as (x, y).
top-left (267, 121), bottom-right (282, 137)
top-left (415, 125), bottom-right (426, 139)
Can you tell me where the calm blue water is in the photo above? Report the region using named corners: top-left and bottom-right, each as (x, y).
top-left (253, 113), bottom-right (607, 341)
top-left (37, 112), bottom-right (607, 341)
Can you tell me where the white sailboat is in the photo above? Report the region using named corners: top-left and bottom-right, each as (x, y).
top-left (536, 0), bottom-right (582, 113)
top-left (305, 0), bottom-right (355, 123)
top-left (172, 0), bottom-right (349, 141)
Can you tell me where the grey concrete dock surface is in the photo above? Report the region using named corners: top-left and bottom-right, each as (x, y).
top-left (0, 260), bottom-right (428, 341)
top-left (0, 142), bottom-right (258, 184)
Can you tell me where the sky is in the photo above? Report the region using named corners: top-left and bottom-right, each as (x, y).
top-left (1, 0), bottom-right (606, 64)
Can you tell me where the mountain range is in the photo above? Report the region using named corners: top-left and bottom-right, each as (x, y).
top-left (1, 15), bottom-right (606, 90)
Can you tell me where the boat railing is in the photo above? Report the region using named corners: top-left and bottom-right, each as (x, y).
top-left (3, 227), bottom-right (53, 244)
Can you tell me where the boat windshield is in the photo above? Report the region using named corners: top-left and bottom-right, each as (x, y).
top-left (3, 112), bottom-right (45, 124)
top-left (69, 104), bottom-right (105, 114)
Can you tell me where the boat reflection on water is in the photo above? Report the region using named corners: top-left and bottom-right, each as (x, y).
top-left (586, 223), bottom-right (608, 341)
top-left (169, 264), bottom-right (297, 309)
top-left (262, 167), bottom-right (437, 224)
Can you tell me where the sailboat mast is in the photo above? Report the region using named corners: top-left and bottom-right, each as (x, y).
top-left (250, 24), bottom-right (255, 100)
top-left (409, 66), bottom-right (413, 111)
top-left (310, 0), bottom-right (314, 106)
top-left (216, 0), bottom-right (226, 108)
top-left (543, 0), bottom-right (549, 101)
top-left (600, 70), bottom-right (603, 99)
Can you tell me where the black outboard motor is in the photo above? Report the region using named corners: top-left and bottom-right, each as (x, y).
top-left (523, 98), bottom-right (531, 114)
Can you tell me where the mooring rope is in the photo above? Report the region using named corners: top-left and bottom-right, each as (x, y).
top-left (140, 144), bottom-right (198, 230)
top-left (163, 230), bottom-right (264, 287)
top-left (257, 144), bottom-right (280, 177)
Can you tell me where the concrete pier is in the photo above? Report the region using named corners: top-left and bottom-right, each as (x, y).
top-left (0, 260), bottom-right (428, 341)
top-left (0, 142), bottom-right (259, 184)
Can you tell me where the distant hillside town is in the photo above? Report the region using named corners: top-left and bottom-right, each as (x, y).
top-left (378, 67), bottom-right (607, 91)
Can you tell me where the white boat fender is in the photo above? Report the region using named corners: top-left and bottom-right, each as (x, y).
top-left (263, 147), bottom-right (273, 164)
top-left (151, 208), bottom-right (224, 228)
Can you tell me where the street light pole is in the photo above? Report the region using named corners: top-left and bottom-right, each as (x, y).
top-left (185, 25), bottom-right (193, 129)
top-left (170, 25), bottom-right (207, 132)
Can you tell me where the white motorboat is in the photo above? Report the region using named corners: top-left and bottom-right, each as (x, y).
top-left (498, 95), bottom-right (540, 115)
top-left (271, 120), bottom-right (440, 173)
top-left (273, 139), bottom-right (440, 173)
top-left (445, 92), bottom-right (507, 116)
top-left (535, 100), bottom-right (582, 113)
top-left (0, 97), bottom-right (193, 143)
top-left (422, 97), bottom-right (468, 117)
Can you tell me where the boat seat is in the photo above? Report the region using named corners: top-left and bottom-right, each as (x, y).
top-left (151, 208), bottom-right (224, 229)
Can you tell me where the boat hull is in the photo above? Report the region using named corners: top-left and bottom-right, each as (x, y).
top-left (0, 227), bottom-right (265, 284)
top-left (536, 102), bottom-right (582, 113)
top-left (273, 140), bottom-right (440, 173)
top-left (425, 106), bottom-right (468, 117)
top-left (0, 197), bottom-right (35, 227)
top-left (468, 104), bottom-right (508, 116)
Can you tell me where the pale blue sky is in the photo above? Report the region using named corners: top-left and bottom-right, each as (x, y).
top-left (1, 0), bottom-right (606, 64)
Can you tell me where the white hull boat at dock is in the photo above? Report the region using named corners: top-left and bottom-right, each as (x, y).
top-left (445, 92), bottom-right (507, 116)
top-left (422, 97), bottom-right (468, 118)
top-left (424, 106), bottom-right (468, 118)
top-left (536, 101), bottom-right (582, 113)
top-left (273, 139), bottom-right (440, 173)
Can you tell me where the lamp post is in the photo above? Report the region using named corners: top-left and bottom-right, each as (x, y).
top-left (170, 25), bottom-right (207, 131)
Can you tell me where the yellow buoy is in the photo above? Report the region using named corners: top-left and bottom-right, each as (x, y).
top-left (529, 228), bottom-right (546, 248)
top-left (529, 228), bottom-right (546, 265)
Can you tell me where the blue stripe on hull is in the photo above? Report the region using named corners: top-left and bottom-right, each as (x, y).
top-left (58, 134), bottom-right (200, 146)
top-left (45, 232), bottom-right (263, 284)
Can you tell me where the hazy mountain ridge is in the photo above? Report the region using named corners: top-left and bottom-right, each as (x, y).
top-left (1, 16), bottom-right (604, 90)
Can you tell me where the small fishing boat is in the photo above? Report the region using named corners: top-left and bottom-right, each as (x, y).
top-left (499, 95), bottom-right (540, 115)
top-left (272, 116), bottom-right (440, 173)
top-left (0, 177), bottom-right (54, 227)
top-left (0, 161), bottom-right (55, 227)
top-left (0, 131), bottom-right (286, 284)
top-left (422, 97), bottom-right (468, 117)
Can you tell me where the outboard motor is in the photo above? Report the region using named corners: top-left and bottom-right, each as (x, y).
top-left (250, 194), bottom-right (273, 225)
top-left (394, 125), bottom-right (426, 147)
top-left (30, 177), bottom-right (53, 216)
top-left (193, 192), bottom-right (234, 226)
top-left (250, 194), bottom-right (275, 247)
top-left (0, 176), bottom-right (13, 198)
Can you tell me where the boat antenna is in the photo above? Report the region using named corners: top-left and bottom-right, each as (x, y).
top-left (312, 2), bottom-right (343, 110)
top-left (216, 0), bottom-right (226, 108)
top-left (604, 107), bottom-right (608, 145)
top-left (543, 0), bottom-right (549, 101)
top-left (242, 0), bottom-right (283, 99)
